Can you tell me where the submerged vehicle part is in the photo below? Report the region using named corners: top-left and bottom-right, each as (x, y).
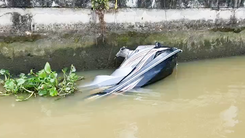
top-left (83, 42), bottom-right (182, 100)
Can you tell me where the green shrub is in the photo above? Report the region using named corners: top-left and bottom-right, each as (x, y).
top-left (92, 0), bottom-right (109, 10)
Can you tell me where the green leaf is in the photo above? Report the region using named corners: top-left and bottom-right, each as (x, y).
top-left (28, 69), bottom-right (35, 75)
top-left (0, 69), bottom-right (5, 75)
top-left (0, 69), bottom-right (9, 75)
top-left (19, 73), bottom-right (26, 78)
top-left (37, 70), bottom-right (47, 78)
top-left (49, 72), bottom-right (58, 85)
top-left (38, 89), bottom-right (48, 96)
top-left (4, 79), bottom-right (18, 93)
top-left (70, 65), bottom-right (76, 73)
top-left (16, 78), bottom-right (26, 86)
top-left (50, 72), bottom-right (58, 78)
top-left (49, 77), bottom-right (58, 86)
top-left (50, 78), bottom-right (55, 83)
top-left (44, 62), bottom-right (51, 74)
top-left (65, 87), bottom-right (71, 92)
top-left (62, 68), bottom-right (68, 74)
top-left (68, 73), bottom-right (78, 82)
top-left (23, 77), bottom-right (37, 89)
top-left (0, 69), bottom-right (10, 80)
top-left (49, 87), bottom-right (58, 97)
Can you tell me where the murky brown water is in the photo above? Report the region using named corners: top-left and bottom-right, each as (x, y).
top-left (0, 56), bottom-right (245, 138)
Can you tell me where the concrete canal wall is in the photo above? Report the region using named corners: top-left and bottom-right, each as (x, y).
top-left (0, 8), bottom-right (245, 73)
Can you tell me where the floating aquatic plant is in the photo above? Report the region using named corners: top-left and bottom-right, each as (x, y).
top-left (0, 62), bottom-right (83, 101)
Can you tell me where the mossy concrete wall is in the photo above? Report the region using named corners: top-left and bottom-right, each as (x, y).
top-left (0, 8), bottom-right (245, 73)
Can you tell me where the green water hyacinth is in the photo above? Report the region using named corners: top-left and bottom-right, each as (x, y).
top-left (0, 62), bottom-right (83, 101)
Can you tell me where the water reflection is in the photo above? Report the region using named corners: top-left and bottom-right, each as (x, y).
top-left (118, 122), bottom-right (138, 138)
top-left (221, 106), bottom-right (239, 129)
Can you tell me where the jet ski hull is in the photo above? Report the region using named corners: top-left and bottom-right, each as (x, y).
top-left (104, 47), bottom-right (180, 93)
top-left (84, 43), bottom-right (182, 100)
top-left (138, 54), bottom-right (177, 87)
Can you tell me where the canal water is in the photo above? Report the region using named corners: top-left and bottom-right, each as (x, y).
top-left (0, 56), bottom-right (245, 138)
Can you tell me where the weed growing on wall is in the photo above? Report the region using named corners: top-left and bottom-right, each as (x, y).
top-left (92, 0), bottom-right (109, 10)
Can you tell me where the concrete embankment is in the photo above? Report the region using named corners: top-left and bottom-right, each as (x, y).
top-left (0, 8), bottom-right (245, 73)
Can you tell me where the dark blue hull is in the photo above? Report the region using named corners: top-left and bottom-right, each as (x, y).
top-left (85, 45), bottom-right (182, 100)
top-left (139, 55), bottom-right (177, 87)
top-left (103, 48), bottom-right (179, 93)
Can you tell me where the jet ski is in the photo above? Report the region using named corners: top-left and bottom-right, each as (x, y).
top-left (83, 42), bottom-right (182, 100)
